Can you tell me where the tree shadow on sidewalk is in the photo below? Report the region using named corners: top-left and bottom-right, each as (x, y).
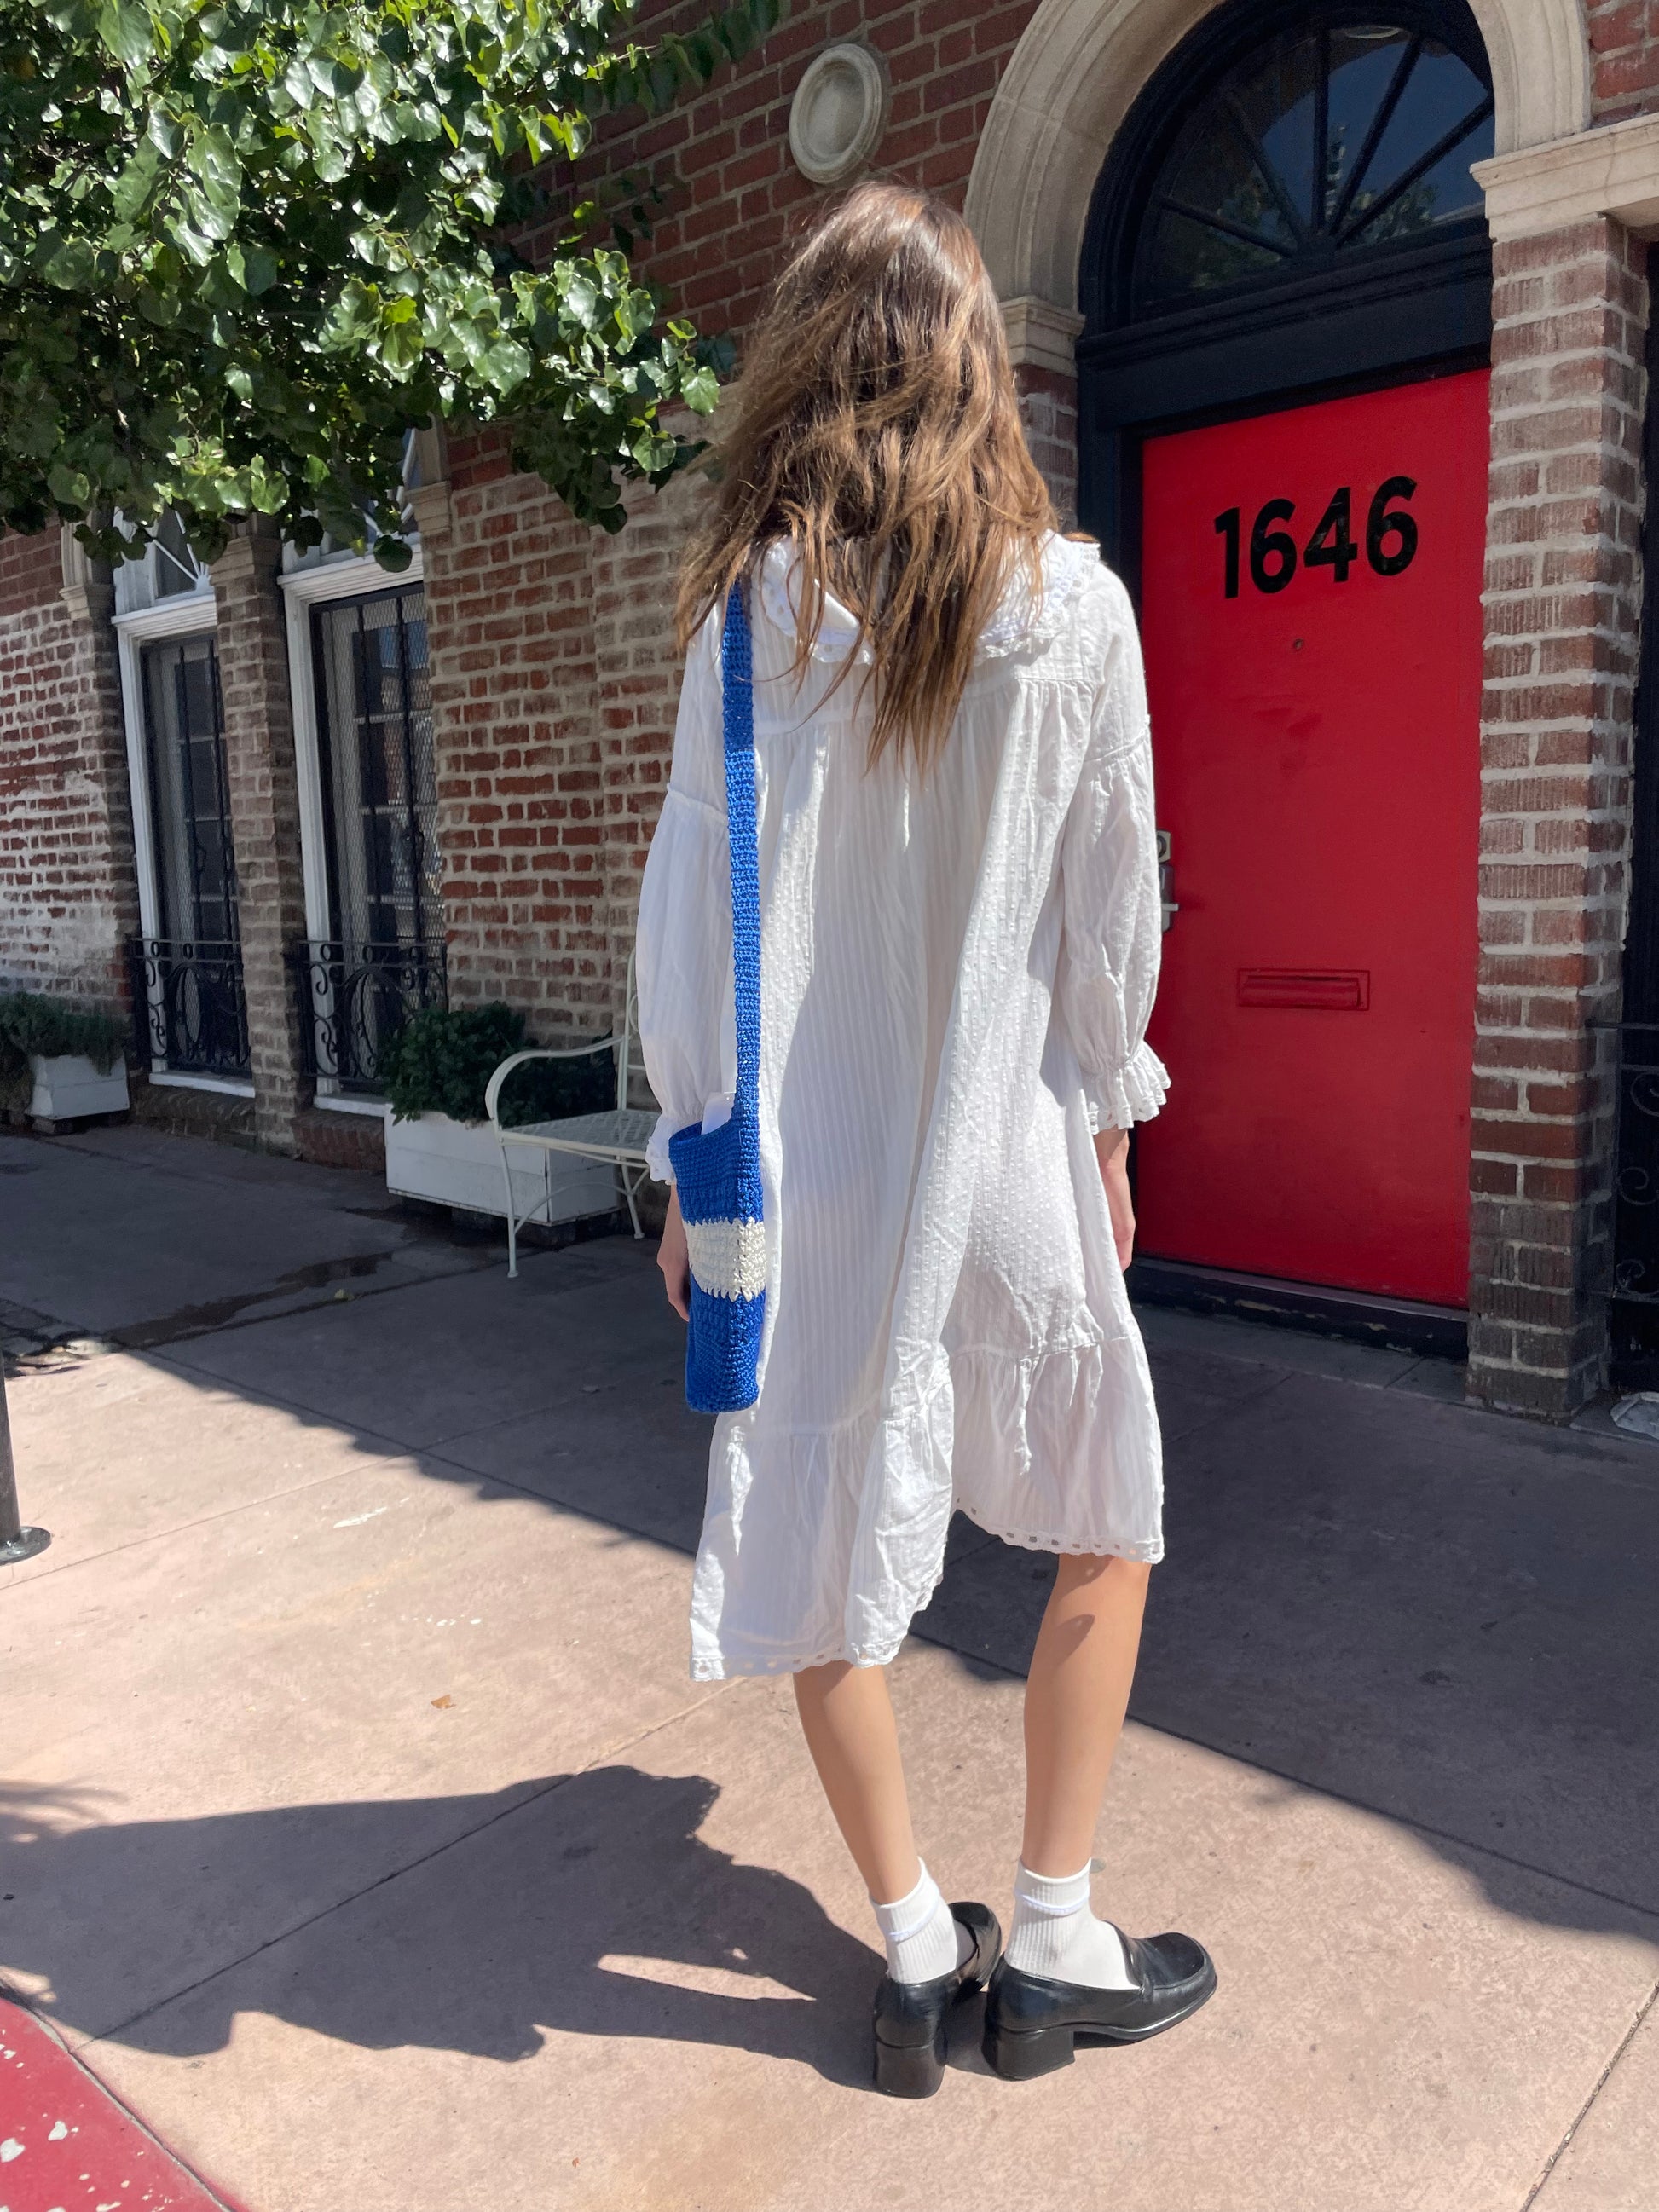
top-left (1, 1767), bottom-right (887, 2087)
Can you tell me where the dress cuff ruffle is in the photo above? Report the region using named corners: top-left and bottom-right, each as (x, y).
top-left (1083, 1042), bottom-right (1171, 1133)
top-left (646, 1113), bottom-right (680, 1187)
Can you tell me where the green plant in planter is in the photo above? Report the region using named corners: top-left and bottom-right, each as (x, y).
top-left (383, 1002), bottom-right (612, 1127)
top-left (0, 993), bottom-right (128, 1106)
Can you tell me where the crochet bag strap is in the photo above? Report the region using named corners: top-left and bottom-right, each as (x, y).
top-left (721, 580), bottom-right (761, 1114)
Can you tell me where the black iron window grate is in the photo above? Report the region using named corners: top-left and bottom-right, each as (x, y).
top-left (1613, 1025), bottom-right (1659, 1304)
top-left (290, 938), bottom-right (448, 1094)
top-left (129, 937), bottom-right (251, 1078)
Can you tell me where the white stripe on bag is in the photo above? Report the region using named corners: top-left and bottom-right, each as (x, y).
top-left (685, 1216), bottom-right (767, 1301)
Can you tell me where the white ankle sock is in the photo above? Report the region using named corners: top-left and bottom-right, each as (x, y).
top-left (1003, 1859), bottom-right (1136, 1989)
top-left (871, 1863), bottom-right (974, 1984)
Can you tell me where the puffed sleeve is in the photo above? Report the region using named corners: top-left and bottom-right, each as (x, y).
top-left (636, 610), bottom-right (737, 1184)
top-left (1055, 578), bottom-right (1171, 1133)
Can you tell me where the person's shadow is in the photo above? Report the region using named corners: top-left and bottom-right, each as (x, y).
top-left (1, 1769), bottom-right (972, 2089)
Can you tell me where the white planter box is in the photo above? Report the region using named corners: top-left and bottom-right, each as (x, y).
top-left (384, 1110), bottom-right (619, 1225)
top-left (29, 1054), bottom-right (130, 1120)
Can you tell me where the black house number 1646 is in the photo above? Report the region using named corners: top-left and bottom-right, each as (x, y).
top-left (1213, 478), bottom-right (1419, 598)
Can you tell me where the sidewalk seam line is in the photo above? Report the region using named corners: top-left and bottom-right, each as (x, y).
top-left (73, 1678), bottom-right (748, 2051)
top-left (1518, 1973), bottom-right (1659, 2209)
top-left (1159, 1367), bottom-right (1298, 1447)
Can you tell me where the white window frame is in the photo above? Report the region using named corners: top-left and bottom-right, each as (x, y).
top-left (112, 587), bottom-right (257, 1099)
top-left (279, 547), bottom-right (427, 1111)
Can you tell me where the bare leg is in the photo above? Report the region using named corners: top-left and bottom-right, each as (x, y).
top-left (793, 1660), bottom-right (921, 1903)
top-left (1021, 1554), bottom-right (1152, 1875)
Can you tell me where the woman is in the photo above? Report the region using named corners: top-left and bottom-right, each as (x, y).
top-left (637, 182), bottom-right (1213, 2096)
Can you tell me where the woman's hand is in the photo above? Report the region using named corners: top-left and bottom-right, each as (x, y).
top-left (1095, 1125), bottom-right (1136, 1274)
top-left (658, 1185), bottom-right (691, 1320)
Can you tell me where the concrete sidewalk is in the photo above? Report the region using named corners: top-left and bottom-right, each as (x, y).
top-left (3, 1121), bottom-right (1656, 2212)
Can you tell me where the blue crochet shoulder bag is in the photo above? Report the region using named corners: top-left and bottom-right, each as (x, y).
top-left (670, 581), bottom-right (766, 1414)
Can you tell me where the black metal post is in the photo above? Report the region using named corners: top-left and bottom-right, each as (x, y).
top-left (0, 1360), bottom-right (51, 1566)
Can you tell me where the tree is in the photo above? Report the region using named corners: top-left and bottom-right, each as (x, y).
top-left (0, 0), bottom-right (777, 569)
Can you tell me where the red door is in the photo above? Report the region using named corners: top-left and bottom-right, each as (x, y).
top-left (1136, 370), bottom-right (1487, 1307)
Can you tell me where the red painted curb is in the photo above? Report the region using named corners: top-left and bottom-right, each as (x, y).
top-left (0, 1995), bottom-right (246, 2212)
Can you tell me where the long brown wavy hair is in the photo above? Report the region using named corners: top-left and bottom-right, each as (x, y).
top-left (675, 181), bottom-right (1057, 772)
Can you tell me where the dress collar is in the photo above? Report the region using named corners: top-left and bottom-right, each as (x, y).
top-left (755, 533), bottom-right (1100, 666)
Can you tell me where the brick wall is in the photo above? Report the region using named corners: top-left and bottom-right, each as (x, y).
top-left (1589, 3), bottom-right (1659, 121)
top-left (1018, 368), bottom-right (1080, 527)
top-left (0, 529), bottom-right (136, 1008)
top-left (422, 445), bottom-right (609, 1031)
top-left (210, 523), bottom-right (314, 1152)
top-left (1469, 219), bottom-right (1649, 1417)
top-left (422, 443), bottom-right (705, 1044)
top-left (557, 0), bottom-right (1042, 341)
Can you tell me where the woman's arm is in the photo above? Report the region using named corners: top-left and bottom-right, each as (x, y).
top-left (658, 1185), bottom-right (691, 1320)
top-left (636, 612), bottom-right (734, 1308)
top-left (1055, 577), bottom-right (1170, 1158)
top-left (1094, 1124), bottom-right (1135, 1274)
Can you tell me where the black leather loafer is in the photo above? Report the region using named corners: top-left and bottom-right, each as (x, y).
top-left (982, 1928), bottom-right (1216, 2081)
top-left (872, 1901), bottom-right (1002, 2098)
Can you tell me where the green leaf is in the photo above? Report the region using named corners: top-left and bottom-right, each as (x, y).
top-left (48, 461), bottom-right (93, 506)
top-left (38, 235), bottom-right (100, 292)
top-left (680, 363), bottom-right (718, 413)
top-left (110, 138), bottom-right (164, 222)
top-left (96, 0), bottom-right (153, 66)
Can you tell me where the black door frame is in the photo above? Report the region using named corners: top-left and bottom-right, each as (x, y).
top-left (1608, 249), bottom-right (1659, 1382)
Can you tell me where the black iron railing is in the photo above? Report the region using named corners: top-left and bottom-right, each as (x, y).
top-left (289, 938), bottom-right (447, 1093)
top-left (1613, 1022), bottom-right (1659, 1302)
top-left (129, 937), bottom-right (251, 1078)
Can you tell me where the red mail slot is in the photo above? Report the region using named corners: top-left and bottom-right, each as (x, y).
top-left (1236, 968), bottom-right (1371, 1012)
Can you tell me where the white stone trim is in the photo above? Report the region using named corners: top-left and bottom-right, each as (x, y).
top-left (278, 546), bottom-right (425, 605)
top-left (1467, 0), bottom-right (1593, 157)
top-left (147, 1071), bottom-right (256, 1099)
top-left (111, 592), bottom-right (219, 638)
top-left (59, 526), bottom-right (113, 623)
top-left (113, 597), bottom-right (221, 944)
top-left (964, 0), bottom-right (1593, 359)
top-left (1001, 297), bottom-right (1085, 377)
top-left (789, 43), bottom-right (889, 185)
top-left (1473, 111), bottom-right (1659, 243)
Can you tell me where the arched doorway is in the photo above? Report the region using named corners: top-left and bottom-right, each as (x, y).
top-left (1081, 2), bottom-right (1496, 1320)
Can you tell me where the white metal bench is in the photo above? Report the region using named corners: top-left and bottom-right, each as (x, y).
top-left (483, 956), bottom-right (657, 1277)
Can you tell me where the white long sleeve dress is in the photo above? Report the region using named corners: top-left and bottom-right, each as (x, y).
top-left (637, 532), bottom-right (1169, 1680)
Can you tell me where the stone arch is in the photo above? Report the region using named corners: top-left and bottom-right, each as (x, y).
top-left (965, 0), bottom-right (1592, 361)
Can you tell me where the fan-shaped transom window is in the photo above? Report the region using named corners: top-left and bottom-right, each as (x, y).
top-left (1134, 18), bottom-right (1494, 315)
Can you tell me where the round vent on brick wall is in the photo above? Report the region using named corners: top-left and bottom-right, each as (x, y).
top-left (789, 43), bottom-right (889, 186)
